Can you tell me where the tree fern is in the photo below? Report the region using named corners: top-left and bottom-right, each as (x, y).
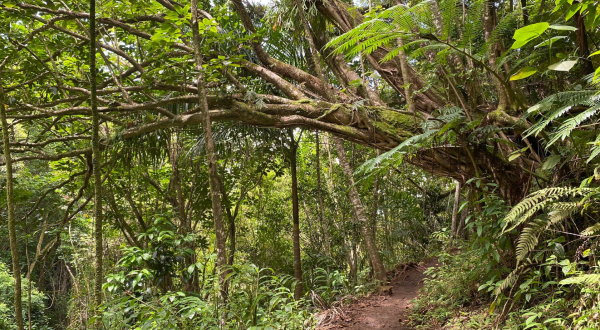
top-left (438, 0), bottom-right (461, 40)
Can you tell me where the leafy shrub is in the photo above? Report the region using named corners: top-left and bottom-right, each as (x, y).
top-left (101, 261), bottom-right (314, 329)
top-left (0, 262), bottom-right (49, 329)
top-left (409, 250), bottom-right (490, 328)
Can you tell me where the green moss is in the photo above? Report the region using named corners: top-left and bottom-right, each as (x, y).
top-left (295, 99), bottom-right (313, 104)
top-left (373, 107), bottom-right (419, 137)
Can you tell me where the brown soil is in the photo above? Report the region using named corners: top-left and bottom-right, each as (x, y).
top-left (315, 259), bottom-right (439, 330)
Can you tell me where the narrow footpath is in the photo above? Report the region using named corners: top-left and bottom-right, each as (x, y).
top-left (316, 259), bottom-right (439, 329)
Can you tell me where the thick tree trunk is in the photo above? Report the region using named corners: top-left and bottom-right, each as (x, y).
top-left (191, 0), bottom-right (228, 303)
top-left (451, 180), bottom-right (461, 236)
top-left (289, 130), bottom-right (303, 299)
top-left (315, 132), bottom-right (330, 256)
top-left (0, 69), bottom-right (25, 330)
top-left (334, 137), bottom-right (386, 284)
top-left (89, 0), bottom-right (104, 323)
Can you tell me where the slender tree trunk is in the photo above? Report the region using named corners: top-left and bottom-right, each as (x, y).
top-left (483, 0), bottom-right (510, 112)
top-left (451, 180), bottom-right (461, 236)
top-left (371, 150), bottom-right (381, 240)
top-left (520, 0), bottom-right (529, 25)
top-left (333, 137), bottom-right (386, 284)
top-left (289, 130), bottom-right (303, 299)
top-left (292, 0), bottom-right (335, 101)
top-left (344, 238), bottom-right (358, 283)
top-left (575, 12), bottom-right (594, 75)
top-left (457, 187), bottom-right (471, 239)
top-left (191, 0), bottom-right (228, 304)
top-left (397, 38), bottom-right (415, 115)
top-left (89, 0), bottom-right (104, 323)
top-left (219, 183), bottom-right (237, 266)
top-left (315, 132), bottom-right (330, 256)
top-left (167, 141), bottom-right (198, 292)
top-left (0, 68), bottom-right (25, 330)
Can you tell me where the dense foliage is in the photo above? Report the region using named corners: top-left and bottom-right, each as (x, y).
top-left (1, 0), bottom-right (600, 328)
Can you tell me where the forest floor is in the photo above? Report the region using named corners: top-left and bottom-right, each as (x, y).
top-left (315, 259), bottom-right (439, 330)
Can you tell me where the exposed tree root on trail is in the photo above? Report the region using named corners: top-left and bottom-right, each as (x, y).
top-left (315, 259), bottom-right (439, 329)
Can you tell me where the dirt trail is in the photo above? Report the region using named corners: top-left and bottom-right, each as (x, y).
top-left (316, 259), bottom-right (439, 330)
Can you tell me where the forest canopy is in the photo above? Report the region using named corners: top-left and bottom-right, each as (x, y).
top-left (1, 0), bottom-right (600, 328)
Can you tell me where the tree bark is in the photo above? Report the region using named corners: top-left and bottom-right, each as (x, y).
top-left (289, 129), bottom-right (303, 299)
top-left (191, 0), bottom-right (228, 303)
top-left (333, 137), bottom-right (386, 284)
top-left (89, 0), bottom-right (104, 323)
top-left (451, 180), bottom-right (461, 236)
top-left (0, 68), bottom-right (25, 330)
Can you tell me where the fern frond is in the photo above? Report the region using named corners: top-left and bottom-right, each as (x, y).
top-left (516, 218), bottom-right (545, 261)
top-left (355, 129), bottom-right (438, 176)
top-left (547, 104), bottom-right (600, 146)
top-left (495, 265), bottom-right (525, 295)
top-left (531, 90), bottom-right (599, 113)
top-left (582, 222), bottom-right (600, 236)
top-left (560, 274), bottom-right (600, 285)
top-left (503, 187), bottom-right (591, 232)
top-left (588, 134), bottom-right (600, 163)
top-left (515, 202), bottom-right (579, 261)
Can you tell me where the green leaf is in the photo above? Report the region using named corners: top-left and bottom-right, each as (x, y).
top-left (556, 52), bottom-right (568, 59)
top-left (585, 6), bottom-right (598, 30)
top-left (565, 3), bottom-right (582, 21)
top-left (534, 36), bottom-right (567, 48)
top-left (488, 300), bottom-right (497, 314)
top-left (548, 60), bottom-right (577, 71)
top-left (542, 155), bottom-right (561, 170)
top-left (492, 249), bottom-right (500, 262)
top-left (508, 153), bottom-right (522, 161)
top-left (511, 22), bottom-right (550, 49)
top-left (548, 24), bottom-right (578, 31)
top-left (3, 1), bottom-right (15, 7)
top-left (514, 22), bottom-right (550, 40)
top-left (589, 49), bottom-right (600, 57)
top-left (348, 79), bottom-right (363, 87)
top-left (594, 66), bottom-right (600, 82)
top-left (510, 67), bottom-right (537, 80)
top-left (511, 38), bottom-right (533, 49)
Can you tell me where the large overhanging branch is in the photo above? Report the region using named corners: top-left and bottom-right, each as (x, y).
top-left (0, 0), bottom-right (537, 204)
